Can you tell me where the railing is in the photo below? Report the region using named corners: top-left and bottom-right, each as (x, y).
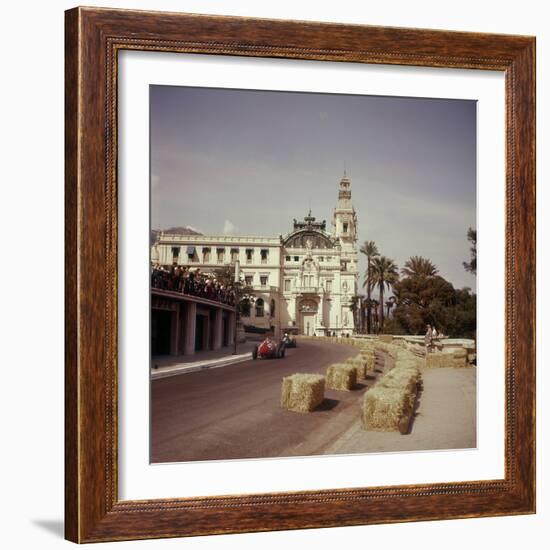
top-left (151, 270), bottom-right (236, 307)
top-left (296, 286), bottom-right (320, 293)
top-left (157, 234), bottom-right (280, 244)
top-left (252, 285), bottom-right (279, 292)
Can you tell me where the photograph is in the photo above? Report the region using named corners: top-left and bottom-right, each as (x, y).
top-left (149, 85), bottom-right (478, 463)
top-left (1, 0), bottom-right (541, 546)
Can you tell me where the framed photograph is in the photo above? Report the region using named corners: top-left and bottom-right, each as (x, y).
top-left (65, 7), bottom-right (535, 543)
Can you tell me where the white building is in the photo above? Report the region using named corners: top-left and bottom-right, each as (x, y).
top-left (151, 174), bottom-right (359, 337)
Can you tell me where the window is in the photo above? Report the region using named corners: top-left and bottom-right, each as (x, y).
top-left (172, 246), bottom-right (180, 263)
top-left (230, 248), bottom-right (239, 262)
top-left (185, 246), bottom-right (196, 262)
top-left (294, 256), bottom-right (299, 262)
top-left (245, 275), bottom-right (253, 286)
top-left (270, 299), bottom-right (276, 317)
top-left (326, 280), bottom-right (333, 292)
top-left (246, 249), bottom-right (253, 264)
top-left (319, 256), bottom-right (324, 262)
top-left (255, 298), bottom-right (264, 317)
top-left (285, 255), bottom-right (291, 262)
top-left (260, 249), bottom-right (269, 264)
top-left (284, 279), bottom-right (291, 292)
top-left (216, 248), bottom-right (225, 263)
top-left (202, 247), bottom-right (211, 263)
top-left (260, 275), bottom-right (268, 287)
top-left (343, 222), bottom-right (348, 233)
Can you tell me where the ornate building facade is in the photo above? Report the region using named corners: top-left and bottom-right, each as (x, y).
top-left (151, 174), bottom-right (359, 337)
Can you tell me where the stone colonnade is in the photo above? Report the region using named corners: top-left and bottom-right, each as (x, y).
top-left (152, 294), bottom-right (235, 357)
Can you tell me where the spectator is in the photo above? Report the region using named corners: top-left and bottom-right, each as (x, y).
top-left (424, 324), bottom-right (433, 355)
top-left (151, 264), bottom-right (235, 306)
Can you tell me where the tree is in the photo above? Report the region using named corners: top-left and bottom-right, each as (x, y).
top-left (212, 265), bottom-right (255, 317)
top-left (360, 240), bottom-right (379, 333)
top-left (385, 296), bottom-right (396, 318)
top-left (391, 273), bottom-right (477, 337)
top-left (401, 255), bottom-right (438, 278)
top-left (463, 227), bottom-right (477, 275)
top-left (370, 256), bottom-right (399, 331)
top-left (349, 295), bottom-right (361, 332)
top-left (370, 299), bottom-right (379, 333)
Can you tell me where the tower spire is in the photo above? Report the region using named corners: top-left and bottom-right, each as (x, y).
top-left (338, 171), bottom-right (352, 200)
top-left (333, 172), bottom-right (357, 243)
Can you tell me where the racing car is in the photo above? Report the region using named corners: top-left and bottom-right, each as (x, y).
top-left (282, 331), bottom-right (297, 348)
top-left (252, 336), bottom-right (286, 360)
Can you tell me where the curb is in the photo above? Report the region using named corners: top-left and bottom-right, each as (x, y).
top-left (151, 352), bottom-right (253, 380)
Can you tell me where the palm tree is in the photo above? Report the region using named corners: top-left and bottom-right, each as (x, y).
top-left (349, 295), bottom-right (360, 332)
top-left (360, 240), bottom-right (379, 333)
top-left (370, 299), bottom-right (379, 333)
top-left (401, 256), bottom-right (438, 278)
top-left (463, 227), bottom-right (477, 275)
top-left (386, 296), bottom-right (397, 318)
top-left (371, 256), bottom-right (399, 331)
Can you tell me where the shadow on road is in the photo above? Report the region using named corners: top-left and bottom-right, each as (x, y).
top-left (315, 398), bottom-right (340, 411)
top-left (402, 382), bottom-right (424, 435)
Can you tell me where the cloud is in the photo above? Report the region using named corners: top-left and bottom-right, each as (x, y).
top-left (223, 219), bottom-right (236, 235)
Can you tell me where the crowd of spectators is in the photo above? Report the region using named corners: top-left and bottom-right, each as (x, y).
top-left (151, 264), bottom-right (236, 306)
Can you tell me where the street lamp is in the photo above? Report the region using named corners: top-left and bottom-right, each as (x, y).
top-left (233, 260), bottom-right (240, 355)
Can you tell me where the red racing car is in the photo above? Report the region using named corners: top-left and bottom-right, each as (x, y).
top-left (252, 337), bottom-right (286, 360)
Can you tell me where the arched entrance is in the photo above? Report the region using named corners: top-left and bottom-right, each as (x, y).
top-left (299, 299), bottom-right (318, 336)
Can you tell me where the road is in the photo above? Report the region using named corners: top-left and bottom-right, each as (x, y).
top-left (151, 339), bottom-right (380, 463)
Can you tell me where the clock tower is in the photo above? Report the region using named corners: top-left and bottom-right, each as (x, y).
top-left (333, 171), bottom-right (358, 247)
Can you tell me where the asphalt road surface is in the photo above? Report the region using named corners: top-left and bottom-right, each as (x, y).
top-left (151, 339), bottom-right (381, 463)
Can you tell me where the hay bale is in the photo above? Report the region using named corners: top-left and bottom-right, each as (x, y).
top-left (425, 353), bottom-right (443, 368)
top-left (425, 350), bottom-right (468, 368)
top-left (361, 386), bottom-right (413, 433)
top-left (377, 368), bottom-right (419, 410)
top-left (444, 347), bottom-right (467, 357)
top-left (360, 343), bottom-right (376, 352)
top-left (326, 363), bottom-right (357, 391)
top-left (395, 349), bottom-right (416, 362)
top-left (395, 358), bottom-right (421, 370)
top-left (280, 374), bottom-right (325, 413)
top-left (388, 346), bottom-right (400, 359)
top-left (361, 353), bottom-right (376, 371)
top-left (344, 357), bottom-right (367, 380)
top-left (374, 343), bottom-right (386, 354)
top-left (348, 354), bottom-right (376, 375)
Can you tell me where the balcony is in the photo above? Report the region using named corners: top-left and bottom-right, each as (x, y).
top-left (252, 285), bottom-right (279, 293)
top-left (296, 286), bottom-right (320, 294)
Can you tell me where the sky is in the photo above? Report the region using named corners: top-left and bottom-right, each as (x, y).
top-left (150, 85), bottom-right (476, 290)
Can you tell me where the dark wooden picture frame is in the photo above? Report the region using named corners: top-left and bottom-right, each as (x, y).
top-left (65, 6), bottom-right (536, 543)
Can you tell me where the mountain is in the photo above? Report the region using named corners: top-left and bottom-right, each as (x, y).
top-left (150, 226), bottom-right (202, 245)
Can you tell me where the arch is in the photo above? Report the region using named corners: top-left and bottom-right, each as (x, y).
top-left (255, 298), bottom-right (264, 317)
top-left (299, 299), bottom-right (318, 313)
top-left (283, 229), bottom-right (334, 249)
